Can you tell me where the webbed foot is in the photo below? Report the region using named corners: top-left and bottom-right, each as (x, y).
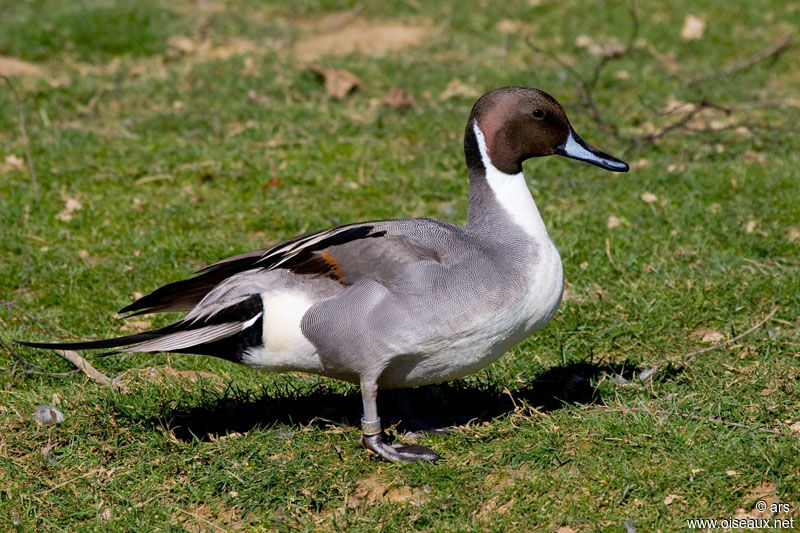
top-left (360, 432), bottom-right (441, 463)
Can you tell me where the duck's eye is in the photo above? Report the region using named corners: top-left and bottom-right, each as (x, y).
top-left (532, 109), bottom-right (545, 119)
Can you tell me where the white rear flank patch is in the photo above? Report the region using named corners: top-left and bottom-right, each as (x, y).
top-left (472, 121), bottom-right (549, 240)
top-left (240, 291), bottom-right (321, 372)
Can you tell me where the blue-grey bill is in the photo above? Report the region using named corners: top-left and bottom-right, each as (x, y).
top-left (556, 128), bottom-right (629, 172)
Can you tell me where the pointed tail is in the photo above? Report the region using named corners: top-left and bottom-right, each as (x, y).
top-left (15, 294), bottom-right (264, 358)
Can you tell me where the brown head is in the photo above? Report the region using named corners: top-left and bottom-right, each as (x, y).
top-left (465, 87), bottom-right (628, 175)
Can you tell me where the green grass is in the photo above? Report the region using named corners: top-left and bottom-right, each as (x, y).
top-left (2, 0), bottom-right (800, 530)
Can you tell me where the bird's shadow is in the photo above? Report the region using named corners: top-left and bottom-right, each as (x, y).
top-left (152, 361), bottom-right (679, 442)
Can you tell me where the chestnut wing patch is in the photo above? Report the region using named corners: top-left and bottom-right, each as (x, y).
top-left (290, 234), bottom-right (442, 286)
top-left (120, 224), bottom-right (388, 315)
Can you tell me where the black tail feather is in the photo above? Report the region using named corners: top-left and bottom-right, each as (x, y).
top-left (14, 331), bottom-right (163, 352)
top-left (17, 294), bottom-right (265, 358)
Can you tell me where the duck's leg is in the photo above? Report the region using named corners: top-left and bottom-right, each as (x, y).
top-left (358, 377), bottom-right (441, 462)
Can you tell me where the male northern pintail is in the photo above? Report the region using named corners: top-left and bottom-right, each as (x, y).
top-left (19, 87), bottom-right (628, 462)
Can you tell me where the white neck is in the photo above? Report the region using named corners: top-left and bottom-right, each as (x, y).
top-left (473, 121), bottom-right (550, 241)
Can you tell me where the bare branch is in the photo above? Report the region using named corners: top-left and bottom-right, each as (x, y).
top-left (1, 337), bottom-right (79, 379)
top-left (54, 349), bottom-right (121, 388)
top-left (637, 101), bottom-right (723, 145)
top-left (688, 35), bottom-right (792, 87)
top-left (525, 2), bottom-right (639, 142)
top-left (0, 74), bottom-right (39, 198)
top-left (587, 2), bottom-right (640, 88)
top-left (1, 299), bottom-right (79, 339)
top-left (680, 307), bottom-right (777, 361)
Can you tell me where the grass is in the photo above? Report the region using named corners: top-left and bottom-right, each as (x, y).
top-left (1, 0), bottom-right (799, 530)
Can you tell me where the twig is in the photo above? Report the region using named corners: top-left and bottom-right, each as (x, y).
top-left (525, 36), bottom-right (618, 139)
top-left (587, 2), bottom-right (640, 88)
top-left (0, 74), bottom-right (39, 198)
top-left (525, 1), bottom-right (639, 141)
top-left (1, 337), bottom-right (79, 378)
top-left (174, 508), bottom-right (227, 532)
top-left (636, 101), bottom-right (716, 145)
top-left (0, 273), bottom-right (29, 308)
top-left (680, 307), bottom-right (777, 361)
top-left (1, 299), bottom-right (79, 339)
top-left (688, 35), bottom-right (792, 86)
top-left (616, 406), bottom-right (793, 438)
top-left (604, 238), bottom-right (615, 265)
top-left (54, 349), bottom-right (119, 388)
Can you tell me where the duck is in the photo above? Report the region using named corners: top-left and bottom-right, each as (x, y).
top-left (17, 87), bottom-right (628, 462)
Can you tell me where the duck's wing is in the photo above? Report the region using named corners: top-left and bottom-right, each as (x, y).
top-left (119, 220), bottom-right (447, 316)
top-left (17, 220), bottom-right (455, 356)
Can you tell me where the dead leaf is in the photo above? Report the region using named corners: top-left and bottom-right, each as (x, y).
top-left (640, 192), bottom-right (658, 203)
top-left (785, 228), bottom-right (800, 242)
top-left (681, 15), bottom-right (706, 41)
top-left (348, 476), bottom-right (388, 508)
top-left (385, 485), bottom-right (423, 504)
top-left (382, 88), bottom-right (417, 110)
top-left (0, 56), bottom-right (43, 77)
top-left (247, 89), bottom-right (270, 106)
top-left (607, 215), bottom-right (623, 229)
top-left (630, 158), bottom-right (649, 169)
top-left (168, 35), bottom-right (200, 54)
top-left (662, 96), bottom-right (697, 115)
top-left (497, 498), bottom-right (515, 514)
top-left (727, 470), bottom-right (738, 476)
top-left (557, 527), bottom-right (578, 533)
top-left (495, 19), bottom-right (534, 35)
top-left (789, 421), bottom-right (800, 433)
top-left (743, 151), bottom-right (766, 164)
top-left (57, 195), bottom-right (83, 222)
top-left (747, 480), bottom-right (776, 500)
top-left (574, 34), bottom-right (625, 56)
top-left (1, 154), bottom-right (25, 172)
top-left (747, 481), bottom-right (777, 519)
top-left (348, 476), bottom-right (423, 507)
top-left (691, 329), bottom-right (725, 343)
top-left (119, 319), bottom-right (152, 332)
top-left (440, 78), bottom-right (479, 100)
top-left (743, 220), bottom-right (758, 233)
top-left (664, 493), bottom-right (681, 505)
top-left (308, 64), bottom-right (362, 99)
top-left (295, 18), bottom-right (431, 60)
top-left (167, 36), bottom-right (258, 61)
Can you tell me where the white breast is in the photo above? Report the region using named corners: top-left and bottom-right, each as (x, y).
top-left (473, 121), bottom-right (550, 241)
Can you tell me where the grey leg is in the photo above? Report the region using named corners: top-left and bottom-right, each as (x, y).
top-left (359, 377), bottom-right (441, 463)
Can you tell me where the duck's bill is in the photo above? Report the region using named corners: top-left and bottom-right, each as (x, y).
top-left (555, 128), bottom-right (629, 172)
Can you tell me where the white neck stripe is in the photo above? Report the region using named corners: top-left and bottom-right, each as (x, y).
top-left (472, 121), bottom-right (549, 240)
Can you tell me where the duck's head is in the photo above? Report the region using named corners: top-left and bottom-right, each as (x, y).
top-left (465, 86), bottom-right (628, 175)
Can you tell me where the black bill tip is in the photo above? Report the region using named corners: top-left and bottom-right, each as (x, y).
top-left (555, 128), bottom-right (629, 172)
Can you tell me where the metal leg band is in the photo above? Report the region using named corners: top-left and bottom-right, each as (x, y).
top-left (361, 417), bottom-right (382, 436)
